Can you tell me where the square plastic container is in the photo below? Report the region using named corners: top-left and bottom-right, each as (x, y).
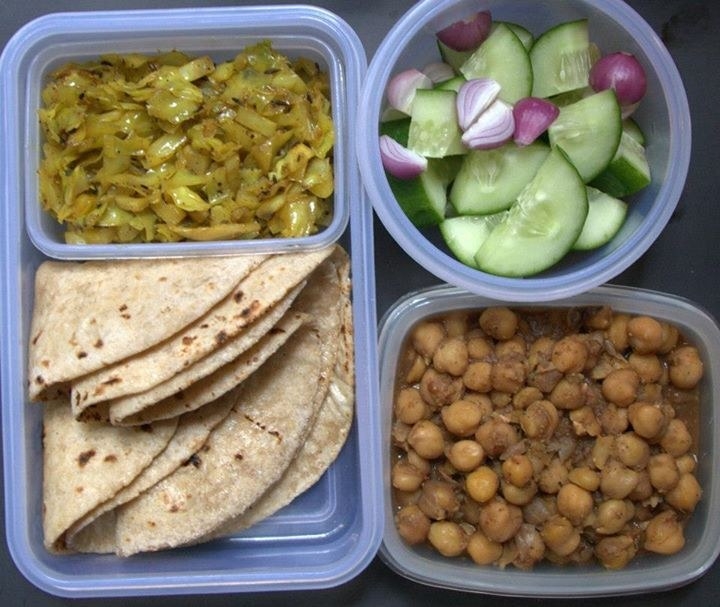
top-left (0, 6), bottom-right (384, 598)
top-left (378, 284), bottom-right (720, 597)
top-left (357, 0), bottom-right (692, 302)
top-left (4, 5), bottom-right (356, 259)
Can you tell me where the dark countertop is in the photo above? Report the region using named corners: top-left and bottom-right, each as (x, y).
top-left (1, 0), bottom-right (719, 605)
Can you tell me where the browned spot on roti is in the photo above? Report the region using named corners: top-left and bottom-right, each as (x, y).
top-left (76, 351), bottom-right (88, 359)
top-left (78, 449), bottom-right (96, 466)
top-left (94, 338), bottom-right (104, 348)
top-left (104, 454), bottom-right (117, 463)
top-left (215, 330), bottom-right (229, 346)
top-left (182, 335), bottom-right (196, 346)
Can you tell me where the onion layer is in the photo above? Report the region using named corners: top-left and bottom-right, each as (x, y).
top-left (456, 78), bottom-right (502, 131)
top-left (589, 52), bottom-right (647, 106)
top-left (512, 97), bottom-right (560, 146)
top-left (379, 135), bottom-right (428, 180)
top-left (461, 99), bottom-right (515, 150)
top-left (436, 11), bottom-right (492, 52)
top-left (386, 69), bottom-right (433, 114)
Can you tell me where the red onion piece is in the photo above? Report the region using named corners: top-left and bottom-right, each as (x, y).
top-left (456, 78), bottom-right (502, 131)
top-left (461, 99), bottom-right (515, 150)
top-left (422, 61), bottom-right (456, 84)
top-left (437, 10), bottom-right (492, 52)
top-left (589, 51), bottom-right (647, 106)
top-left (379, 135), bottom-right (428, 180)
top-left (512, 97), bottom-right (560, 146)
top-left (386, 69), bottom-right (433, 114)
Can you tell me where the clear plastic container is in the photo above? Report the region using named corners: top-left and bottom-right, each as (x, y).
top-left (7, 5), bottom-right (356, 259)
top-left (0, 6), bottom-right (384, 598)
top-left (357, 0), bottom-right (692, 302)
top-left (378, 284), bottom-right (720, 597)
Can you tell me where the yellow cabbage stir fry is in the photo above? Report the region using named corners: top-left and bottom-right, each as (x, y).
top-left (37, 42), bottom-right (335, 244)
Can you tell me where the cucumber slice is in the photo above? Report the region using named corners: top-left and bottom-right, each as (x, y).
top-left (495, 21), bottom-right (534, 50)
top-left (407, 88), bottom-right (465, 157)
top-left (440, 213), bottom-right (507, 267)
top-left (438, 40), bottom-right (473, 73)
top-left (380, 117), bottom-right (410, 147)
top-left (622, 117), bottom-right (646, 145)
top-left (459, 23), bottom-right (532, 104)
top-left (590, 131), bottom-right (651, 197)
top-left (573, 186), bottom-right (628, 250)
top-left (473, 148), bottom-right (588, 277)
top-left (386, 158), bottom-right (449, 227)
top-left (548, 89), bottom-right (622, 182)
top-left (449, 141), bottom-right (550, 215)
top-left (435, 75), bottom-right (466, 92)
top-left (530, 19), bottom-right (593, 98)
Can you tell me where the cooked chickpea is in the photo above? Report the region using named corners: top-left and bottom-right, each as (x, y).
top-left (394, 387), bottom-right (428, 425)
top-left (541, 515), bottom-right (581, 557)
top-left (627, 315), bottom-right (664, 354)
top-left (479, 307), bottom-right (518, 341)
top-left (658, 322), bottom-right (680, 354)
top-left (594, 499), bottom-right (635, 535)
top-left (446, 439), bottom-right (484, 472)
top-left (595, 535), bottom-right (637, 569)
top-left (444, 312), bottom-right (469, 338)
top-left (644, 510), bottom-right (685, 555)
top-left (628, 401), bottom-right (666, 440)
top-left (549, 375), bottom-right (586, 410)
top-left (466, 465), bottom-right (499, 503)
top-left (475, 419), bottom-right (520, 458)
top-left (569, 406), bottom-right (602, 437)
top-left (513, 386), bottom-right (543, 409)
top-left (556, 483), bottom-right (593, 526)
top-left (407, 420), bottom-right (445, 460)
top-left (567, 466), bottom-right (600, 492)
top-left (502, 479), bottom-right (538, 506)
top-left (600, 460), bottom-right (640, 499)
top-left (552, 336), bottom-right (588, 373)
top-left (433, 337), bottom-right (469, 377)
top-left (660, 418), bottom-right (693, 457)
top-left (601, 368), bottom-right (639, 407)
top-left (665, 472), bottom-right (702, 512)
top-left (496, 335), bottom-right (526, 360)
top-left (412, 321), bottom-right (445, 359)
top-left (628, 470), bottom-right (653, 502)
top-left (502, 454), bottom-right (534, 488)
top-left (676, 453), bottom-right (697, 474)
top-left (404, 354), bottom-right (427, 384)
top-left (467, 530), bottom-right (503, 565)
top-left (419, 367), bottom-right (464, 408)
top-left (614, 432), bottom-right (650, 470)
top-left (479, 498), bottom-right (523, 542)
top-left (520, 399), bottom-right (559, 439)
top-left (628, 352), bottom-right (664, 384)
top-left (395, 504), bottom-right (431, 545)
top-left (491, 359), bottom-right (527, 393)
top-left (427, 520), bottom-right (468, 557)
top-left (607, 313), bottom-right (630, 352)
top-left (406, 448), bottom-right (431, 476)
top-left (417, 480), bottom-right (459, 520)
top-left (668, 346), bottom-right (704, 390)
top-left (441, 399), bottom-right (482, 437)
top-left (463, 360), bottom-right (493, 392)
top-left (648, 453), bottom-right (680, 493)
top-left (391, 459), bottom-right (425, 492)
top-left (467, 335), bottom-right (493, 359)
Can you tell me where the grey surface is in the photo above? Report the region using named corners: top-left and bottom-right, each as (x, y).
top-left (1, 0), bottom-right (719, 604)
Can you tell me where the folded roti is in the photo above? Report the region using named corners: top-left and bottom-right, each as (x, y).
top-left (66, 393), bottom-right (239, 553)
top-left (105, 282), bottom-right (305, 424)
top-left (42, 400), bottom-right (178, 552)
top-left (210, 253), bottom-right (355, 534)
top-left (28, 255), bottom-right (266, 401)
top-left (113, 323), bottom-right (327, 555)
top-left (70, 247), bottom-right (333, 418)
top-left (113, 310), bottom-right (308, 426)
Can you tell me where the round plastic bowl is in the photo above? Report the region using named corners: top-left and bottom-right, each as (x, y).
top-left (357, 0), bottom-right (691, 302)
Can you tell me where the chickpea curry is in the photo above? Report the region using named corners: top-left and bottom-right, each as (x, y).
top-left (391, 305), bottom-right (703, 570)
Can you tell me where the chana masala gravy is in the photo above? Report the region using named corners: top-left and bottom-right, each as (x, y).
top-left (391, 305), bottom-right (703, 570)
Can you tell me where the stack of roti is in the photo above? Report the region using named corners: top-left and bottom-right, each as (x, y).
top-left (28, 244), bottom-right (355, 556)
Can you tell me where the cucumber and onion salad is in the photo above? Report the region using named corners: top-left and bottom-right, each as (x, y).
top-left (379, 11), bottom-right (650, 277)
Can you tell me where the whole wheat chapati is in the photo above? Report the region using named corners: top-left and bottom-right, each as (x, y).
top-left (210, 253), bottom-right (355, 534)
top-left (105, 282), bottom-right (305, 425)
top-left (113, 310), bottom-right (308, 426)
top-left (28, 255), bottom-right (266, 401)
top-left (70, 247), bottom-right (333, 418)
top-left (42, 400), bottom-right (178, 552)
top-left (113, 323), bottom-right (327, 555)
top-left (66, 393), bottom-right (238, 553)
